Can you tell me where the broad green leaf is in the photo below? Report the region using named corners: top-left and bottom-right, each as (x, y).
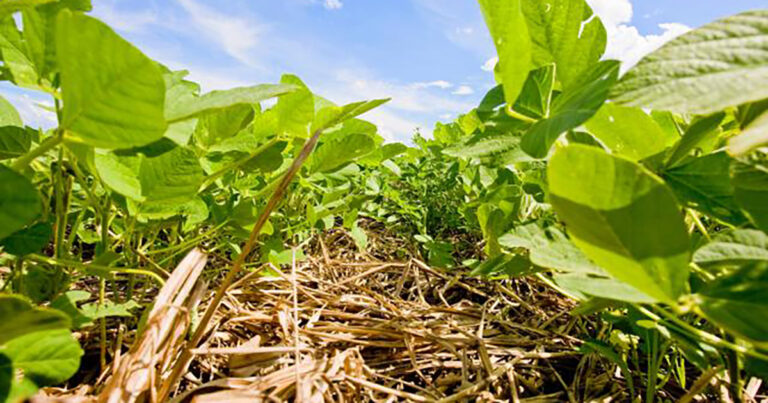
top-left (311, 133), bottom-right (375, 173)
top-left (548, 145), bottom-right (690, 303)
top-left (0, 221), bottom-right (52, 256)
top-left (192, 104), bottom-right (253, 150)
top-left (0, 17), bottom-right (40, 89)
top-left (0, 165), bottom-right (41, 240)
top-left (94, 149), bottom-right (142, 201)
top-left (665, 113), bottom-right (725, 168)
top-left (49, 291), bottom-right (92, 329)
top-left (138, 142), bottom-right (204, 201)
top-left (165, 83), bottom-right (296, 123)
top-left (521, 0), bottom-right (607, 90)
top-left (0, 126), bottom-right (33, 160)
top-left (20, 0), bottom-right (93, 82)
top-left (729, 111), bottom-right (768, 156)
top-left (585, 103), bottom-right (677, 161)
top-left (471, 253), bottom-right (535, 277)
top-left (275, 74), bottom-right (314, 137)
top-left (0, 329), bottom-right (82, 386)
top-left (697, 263), bottom-right (768, 346)
top-left (663, 152), bottom-right (747, 226)
top-left (554, 273), bottom-right (656, 303)
top-left (0, 94), bottom-right (22, 126)
top-left (57, 11), bottom-right (167, 149)
top-left (514, 64), bottom-right (555, 119)
top-left (444, 131), bottom-right (529, 164)
top-left (478, 0), bottom-right (531, 107)
top-left (521, 60), bottom-right (619, 158)
top-left (477, 203), bottom-right (507, 256)
top-left (358, 142), bottom-right (408, 164)
top-left (0, 0), bottom-right (56, 18)
top-left (95, 141), bottom-right (204, 203)
top-left (694, 229), bottom-right (768, 266)
top-left (612, 10), bottom-right (768, 114)
top-left (732, 156), bottom-right (768, 233)
top-left (499, 222), bottom-right (605, 275)
top-left (0, 295), bottom-right (69, 344)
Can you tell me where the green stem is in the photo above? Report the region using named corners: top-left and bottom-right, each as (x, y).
top-left (11, 133), bottom-right (63, 171)
top-left (635, 305), bottom-right (768, 362)
top-left (26, 254), bottom-right (165, 286)
top-left (505, 105), bottom-right (537, 124)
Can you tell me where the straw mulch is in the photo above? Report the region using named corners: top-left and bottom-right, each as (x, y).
top-left (37, 225), bottom-right (632, 402)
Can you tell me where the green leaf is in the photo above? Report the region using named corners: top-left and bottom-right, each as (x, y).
top-left (697, 263), bottom-right (768, 346)
top-left (0, 221), bottom-right (52, 256)
top-left (663, 152), bottom-right (747, 226)
top-left (275, 74), bottom-right (314, 137)
top-left (471, 253), bottom-right (535, 277)
top-left (665, 113), bottom-right (725, 168)
top-left (0, 329), bottom-right (82, 386)
top-left (521, 0), bottom-right (606, 90)
top-left (514, 64), bottom-right (555, 119)
top-left (579, 340), bottom-right (635, 396)
top-left (192, 104), bottom-right (252, 150)
top-left (729, 111), bottom-right (768, 156)
top-left (0, 165), bottom-right (41, 240)
top-left (554, 273), bottom-right (656, 303)
top-left (499, 222), bottom-right (605, 275)
top-left (0, 295), bottom-right (69, 345)
top-left (478, 0), bottom-right (531, 107)
top-left (732, 156), bottom-right (768, 233)
top-left (165, 83), bottom-right (296, 123)
top-left (521, 60), bottom-right (619, 158)
top-left (0, 0), bottom-right (56, 18)
top-left (548, 145), bottom-right (691, 303)
top-left (585, 103), bottom-right (677, 161)
top-left (95, 140), bottom-right (204, 203)
top-left (611, 10), bottom-right (768, 114)
top-left (57, 11), bottom-right (166, 149)
top-left (0, 94), bottom-right (22, 126)
top-left (0, 126), bottom-right (33, 160)
top-left (694, 229), bottom-right (768, 266)
top-left (311, 133), bottom-right (375, 173)
top-left (0, 17), bottom-right (40, 90)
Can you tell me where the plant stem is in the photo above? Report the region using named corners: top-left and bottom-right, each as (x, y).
top-left (635, 305), bottom-right (768, 362)
top-left (11, 133), bottom-right (63, 171)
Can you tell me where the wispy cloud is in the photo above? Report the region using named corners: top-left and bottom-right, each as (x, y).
top-left (412, 80), bottom-right (453, 90)
top-left (176, 0), bottom-right (267, 68)
top-left (323, 0), bottom-right (343, 10)
top-left (92, 1), bottom-right (158, 33)
top-left (452, 85), bottom-right (474, 96)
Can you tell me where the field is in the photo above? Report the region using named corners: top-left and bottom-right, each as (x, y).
top-left (1, 0), bottom-right (768, 402)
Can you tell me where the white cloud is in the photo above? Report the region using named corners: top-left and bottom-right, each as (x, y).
top-left (412, 80), bottom-right (453, 89)
top-left (456, 27), bottom-right (474, 35)
top-left (177, 0), bottom-right (266, 67)
top-left (481, 57), bottom-right (497, 72)
top-left (92, 1), bottom-right (158, 33)
top-left (587, 0), bottom-right (632, 26)
top-left (452, 85), bottom-right (474, 96)
top-left (586, 0), bottom-right (690, 70)
top-left (323, 0), bottom-right (343, 10)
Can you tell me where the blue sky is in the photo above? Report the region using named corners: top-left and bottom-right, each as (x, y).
top-left (4, 0), bottom-right (766, 142)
